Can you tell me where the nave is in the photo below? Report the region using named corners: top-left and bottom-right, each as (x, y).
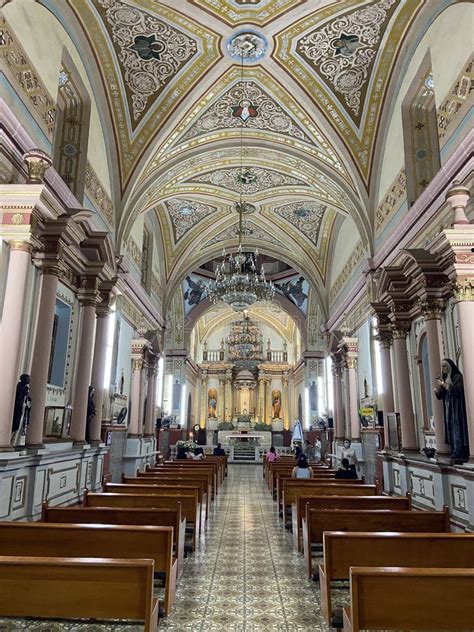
top-left (160, 464), bottom-right (329, 632)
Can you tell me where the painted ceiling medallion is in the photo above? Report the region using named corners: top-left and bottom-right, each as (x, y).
top-left (93, 0), bottom-right (198, 125)
top-left (190, 166), bottom-right (306, 194)
top-left (295, 0), bottom-right (399, 124)
top-left (227, 31), bottom-right (268, 61)
top-left (165, 198), bottom-right (217, 241)
top-left (273, 201), bottom-right (326, 244)
top-left (182, 80), bottom-right (311, 143)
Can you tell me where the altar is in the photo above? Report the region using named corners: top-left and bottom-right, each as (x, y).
top-left (218, 430), bottom-right (272, 447)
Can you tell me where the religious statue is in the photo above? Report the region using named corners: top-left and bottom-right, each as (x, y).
top-left (11, 374), bottom-right (31, 445)
top-left (208, 388), bottom-right (217, 419)
top-left (86, 386), bottom-right (96, 444)
top-left (119, 370), bottom-right (124, 395)
top-left (435, 358), bottom-right (469, 461)
top-left (272, 389), bottom-right (281, 419)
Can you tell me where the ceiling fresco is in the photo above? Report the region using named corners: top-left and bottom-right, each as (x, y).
top-left (50, 0), bottom-right (435, 315)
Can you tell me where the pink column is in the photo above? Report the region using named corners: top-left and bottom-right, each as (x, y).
top-left (128, 357), bottom-right (143, 436)
top-left (423, 306), bottom-right (450, 455)
top-left (69, 301), bottom-right (97, 443)
top-left (89, 304), bottom-right (111, 443)
top-left (457, 299), bottom-right (474, 460)
top-left (0, 243), bottom-right (31, 448)
top-left (347, 357), bottom-right (360, 440)
top-left (144, 358), bottom-right (157, 436)
top-left (27, 269), bottom-right (60, 447)
top-left (378, 336), bottom-right (395, 448)
top-left (392, 326), bottom-right (418, 450)
top-left (332, 362), bottom-right (345, 440)
top-left (342, 367), bottom-right (351, 439)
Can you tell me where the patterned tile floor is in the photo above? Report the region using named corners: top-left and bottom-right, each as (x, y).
top-left (160, 464), bottom-right (333, 632)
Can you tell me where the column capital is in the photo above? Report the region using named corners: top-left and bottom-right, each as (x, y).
top-left (9, 240), bottom-right (32, 253)
top-left (420, 298), bottom-right (444, 320)
top-left (452, 277), bottom-right (474, 303)
top-left (376, 333), bottom-right (393, 349)
top-left (392, 321), bottom-right (411, 339)
top-left (77, 273), bottom-right (100, 307)
top-left (132, 357), bottom-right (144, 372)
top-left (346, 356), bottom-right (357, 370)
top-left (23, 149), bottom-right (52, 183)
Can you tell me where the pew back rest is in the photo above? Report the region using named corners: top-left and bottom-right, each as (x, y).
top-left (283, 482), bottom-right (374, 507)
top-left (345, 567), bottom-right (474, 631)
top-left (324, 532), bottom-right (474, 578)
top-left (299, 494), bottom-right (411, 517)
top-left (308, 507), bottom-right (450, 543)
top-left (107, 482), bottom-right (205, 501)
top-left (0, 556), bottom-right (156, 626)
top-left (0, 522), bottom-right (173, 571)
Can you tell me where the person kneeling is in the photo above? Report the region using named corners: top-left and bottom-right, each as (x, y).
top-left (335, 457), bottom-right (358, 479)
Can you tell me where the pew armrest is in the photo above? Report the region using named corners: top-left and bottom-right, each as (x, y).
top-left (319, 564), bottom-right (331, 623)
top-left (343, 606), bottom-right (353, 632)
top-left (148, 597), bottom-right (159, 632)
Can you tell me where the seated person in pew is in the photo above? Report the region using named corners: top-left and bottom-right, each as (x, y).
top-left (292, 454), bottom-right (314, 479)
top-left (213, 442), bottom-right (226, 456)
top-left (176, 446), bottom-right (188, 460)
top-left (266, 446), bottom-right (280, 462)
top-left (335, 458), bottom-right (358, 480)
top-left (192, 447), bottom-right (205, 460)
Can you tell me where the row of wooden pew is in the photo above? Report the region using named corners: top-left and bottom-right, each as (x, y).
top-left (266, 454), bottom-right (474, 631)
top-left (0, 455), bottom-right (228, 631)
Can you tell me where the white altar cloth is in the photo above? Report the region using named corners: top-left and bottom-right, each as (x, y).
top-left (218, 431), bottom-right (272, 446)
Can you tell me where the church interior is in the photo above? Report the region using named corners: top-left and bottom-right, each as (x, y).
top-left (0, 0), bottom-right (473, 629)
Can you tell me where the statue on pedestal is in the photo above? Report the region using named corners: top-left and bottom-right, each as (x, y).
top-left (86, 386), bottom-right (96, 444)
top-left (435, 358), bottom-right (469, 462)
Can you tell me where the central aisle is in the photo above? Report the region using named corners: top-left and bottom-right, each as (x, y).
top-left (160, 464), bottom-right (329, 631)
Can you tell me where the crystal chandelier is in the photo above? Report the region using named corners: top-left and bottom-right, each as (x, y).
top-left (227, 312), bottom-right (263, 360)
top-left (206, 44), bottom-right (275, 311)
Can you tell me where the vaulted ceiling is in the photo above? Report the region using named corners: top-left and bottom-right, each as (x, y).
top-left (60, 0), bottom-right (431, 304)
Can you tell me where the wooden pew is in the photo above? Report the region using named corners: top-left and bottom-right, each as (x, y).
top-left (85, 490), bottom-right (200, 550)
top-left (42, 502), bottom-right (186, 575)
top-left (343, 567), bottom-right (474, 631)
top-left (150, 464), bottom-right (218, 499)
top-left (281, 482), bottom-right (375, 518)
top-left (112, 479), bottom-right (209, 521)
top-left (269, 461), bottom-right (331, 492)
top-left (276, 470), bottom-right (343, 504)
top-left (130, 473), bottom-right (212, 517)
top-left (291, 494), bottom-right (412, 551)
top-left (138, 465), bottom-right (214, 500)
top-left (319, 532), bottom-right (474, 628)
top-left (303, 506), bottom-right (451, 578)
top-left (0, 556), bottom-right (159, 632)
top-left (0, 521), bottom-right (177, 617)
top-left (164, 460), bottom-right (220, 495)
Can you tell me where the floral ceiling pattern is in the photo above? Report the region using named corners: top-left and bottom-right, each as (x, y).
top-left (181, 80), bottom-right (312, 144)
top-left (273, 201), bottom-right (327, 245)
top-left (164, 198), bottom-right (217, 242)
top-left (204, 220), bottom-right (286, 249)
top-left (93, 0), bottom-right (198, 127)
top-left (189, 0), bottom-right (306, 26)
top-left (189, 166), bottom-right (307, 194)
top-left (296, 0), bottom-right (400, 125)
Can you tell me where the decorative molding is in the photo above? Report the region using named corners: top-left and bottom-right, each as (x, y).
top-left (330, 240), bottom-right (365, 304)
top-left (126, 236), bottom-right (142, 269)
top-left (189, 165), bottom-right (307, 194)
top-left (437, 56), bottom-right (474, 145)
top-left (375, 169), bottom-right (407, 234)
top-left (85, 162), bottom-right (114, 226)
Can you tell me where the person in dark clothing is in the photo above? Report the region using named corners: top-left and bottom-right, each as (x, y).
top-left (335, 458), bottom-right (358, 479)
top-left (213, 442), bottom-right (226, 456)
top-left (176, 446), bottom-right (188, 459)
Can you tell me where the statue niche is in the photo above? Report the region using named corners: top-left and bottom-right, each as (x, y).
top-left (272, 389), bottom-right (281, 419)
top-left (208, 388), bottom-right (217, 419)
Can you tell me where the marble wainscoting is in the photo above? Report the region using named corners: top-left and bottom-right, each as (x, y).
top-left (0, 443), bottom-right (107, 521)
top-left (122, 436), bottom-right (157, 477)
top-left (380, 452), bottom-right (474, 531)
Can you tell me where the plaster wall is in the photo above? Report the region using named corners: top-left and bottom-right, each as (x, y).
top-left (376, 3), bottom-right (474, 204)
top-left (329, 216), bottom-right (360, 285)
top-left (3, 3), bottom-right (112, 196)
